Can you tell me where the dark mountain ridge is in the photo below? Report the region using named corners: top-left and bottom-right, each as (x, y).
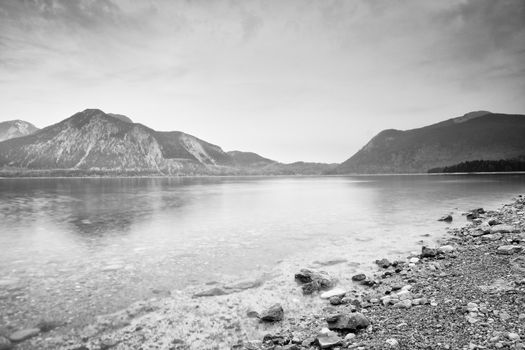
top-left (332, 111), bottom-right (525, 174)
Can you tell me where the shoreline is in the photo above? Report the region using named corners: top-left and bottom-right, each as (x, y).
top-left (1, 196), bottom-right (524, 349)
top-left (1, 172), bottom-right (525, 180)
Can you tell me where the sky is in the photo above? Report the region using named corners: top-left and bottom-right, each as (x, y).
top-left (1, 0), bottom-right (524, 163)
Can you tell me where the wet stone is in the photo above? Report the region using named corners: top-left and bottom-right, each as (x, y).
top-left (260, 304), bottom-right (284, 322)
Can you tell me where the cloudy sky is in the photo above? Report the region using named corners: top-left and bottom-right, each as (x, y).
top-left (1, 0), bottom-right (524, 162)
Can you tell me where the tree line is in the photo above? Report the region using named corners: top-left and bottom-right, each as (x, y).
top-left (428, 157), bottom-right (525, 173)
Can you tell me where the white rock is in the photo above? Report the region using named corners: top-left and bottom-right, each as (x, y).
top-left (344, 333), bottom-right (356, 341)
top-left (438, 245), bottom-right (455, 253)
top-left (466, 302), bottom-right (478, 312)
top-left (490, 224), bottom-right (515, 234)
top-left (320, 288), bottom-right (346, 299)
top-left (409, 257), bottom-right (419, 264)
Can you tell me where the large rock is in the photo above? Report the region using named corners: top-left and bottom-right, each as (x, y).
top-left (295, 269), bottom-right (335, 294)
top-left (496, 245), bottom-right (523, 255)
top-left (259, 304), bottom-right (284, 322)
top-left (326, 312), bottom-right (370, 331)
top-left (8, 328), bottom-right (40, 342)
top-left (421, 246), bottom-right (438, 258)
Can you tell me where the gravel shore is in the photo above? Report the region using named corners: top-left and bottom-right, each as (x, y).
top-left (1, 196), bottom-right (524, 350)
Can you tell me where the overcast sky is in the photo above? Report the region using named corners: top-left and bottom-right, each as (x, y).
top-left (1, 0), bottom-right (524, 163)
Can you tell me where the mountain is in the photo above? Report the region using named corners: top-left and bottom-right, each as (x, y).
top-left (0, 109), bottom-right (235, 175)
top-left (332, 111), bottom-right (525, 174)
top-left (227, 151), bottom-right (277, 168)
top-left (0, 120), bottom-right (39, 142)
top-left (0, 108), bottom-right (334, 176)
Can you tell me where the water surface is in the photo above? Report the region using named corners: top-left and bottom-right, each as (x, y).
top-left (1, 175), bottom-right (524, 329)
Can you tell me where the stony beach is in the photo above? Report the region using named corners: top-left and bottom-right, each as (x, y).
top-left (1, 195), bottom-right (524, 350)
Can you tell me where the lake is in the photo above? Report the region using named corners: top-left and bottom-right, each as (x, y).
top-left (1, 174), bottom-right (524, 330)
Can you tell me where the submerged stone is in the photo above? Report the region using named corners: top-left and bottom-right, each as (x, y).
top-left (260, 304), bottom-right (284, 322)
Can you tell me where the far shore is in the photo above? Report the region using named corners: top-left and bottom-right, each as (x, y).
top-left (1, 171), bottom-right (525, 180)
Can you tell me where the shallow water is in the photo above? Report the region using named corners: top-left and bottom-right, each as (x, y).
top-left (1, 174), bottom-right (524, 329)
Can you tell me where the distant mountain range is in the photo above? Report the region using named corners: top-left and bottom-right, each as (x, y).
top-left (0, 109), bottom-right (523, 176)
top-left (331, 111), bottom-right (525, 174)
top-left (0, 120), bottom-right (39, 142)
top-left (0, 109), bottom-right (335, 176)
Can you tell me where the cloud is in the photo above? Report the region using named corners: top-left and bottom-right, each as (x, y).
top-left (0, 0), bottom-right (524, 162)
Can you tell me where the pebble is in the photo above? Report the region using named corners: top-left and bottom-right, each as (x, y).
top-left (351, 273), bottom-right (366, 281)
top-left (316, 331), bottom-right (342, 349)
top-left (496, 245), bottom-right (523, 255)
top-left (385, 338), bottom-right (399, 347)
top-left (508, 333), bottom-right (520, 341)
top-left (438, 245), bottom-right (455, 253)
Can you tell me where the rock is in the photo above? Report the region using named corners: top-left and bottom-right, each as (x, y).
top-left (386, 338), bottom-right (399, 347)
top-left (260, 304), bottom-right (284, 322)
top-left (326, 312), bottom-right (370, 331)
top-left (246, 309), bottom-right (259, 318)
top-left (409, 257), bottom-right (419, 264)
top-left (508, 333), bottom-right (520, 341)
top-left (496, 245), bottom-right (523, 255)
top-left (481, 233), bottom-right (503, 242)
top-left (488, 218), bottom-right (502, 226)
top-left (421, 246), bottom-right (438, 258)
top-left (438, 245), bottom-right (455, 253)
top-left (316, 331), bottom-right (342, 349)
top-left (438, 214), bottom-right (453, 222)
top-left (351, 273), bottom-right (366, 281)
top-left (344, 333), bottom-right (356, 341)
top-left (467, 208), bottom-right (485, 220)
top-left (8, 328), bottom-right (40, 342)
top-left (490, 224), bottom-right (516, 234)
top-left (295, 269), bottom-right (335, 294)
top-left (376, 258), bottom-right (391, 268)
top-left (0, 336), bottom-right (12, 350)
top-left (466, 302), bottom-right (478, 312)
top-left (320, 288), bottom-right (346, 299)
top-left (192, 287), bottom-right (228, 298)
